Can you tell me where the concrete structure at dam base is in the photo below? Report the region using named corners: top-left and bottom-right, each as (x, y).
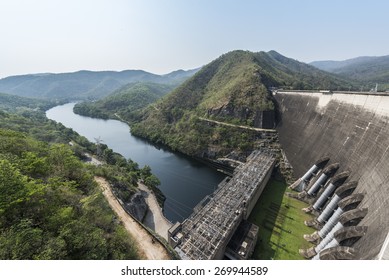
top-left (168, 150), bottom-right (275, 260)
top-left (274, 90), bottom-right (389, 260)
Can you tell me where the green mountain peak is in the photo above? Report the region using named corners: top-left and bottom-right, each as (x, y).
top-left (130, 50), bottom-right (356, 158)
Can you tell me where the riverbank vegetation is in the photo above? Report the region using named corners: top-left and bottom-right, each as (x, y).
top-left (0, 129), bottom-right (139, 259)
top-left (0, 103), bottom-right (158, 259)
top-left (73, 82), bottom-right (175, 121)
top-left (0, 92), bottom-right (58, 112)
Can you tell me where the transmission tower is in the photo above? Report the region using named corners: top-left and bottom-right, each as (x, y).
top-left (94, 136), bottom-right (104, 157)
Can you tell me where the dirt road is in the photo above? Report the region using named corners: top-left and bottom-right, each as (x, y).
top-left (95, 176), bottom-right (171, 260)
top-left (198, 117), bottom-right (277, 133)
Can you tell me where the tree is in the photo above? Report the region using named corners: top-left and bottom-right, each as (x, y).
top-left (140, 165), bottom-right (152, 179)
top-left (20, 151), bottom-right (49, 178)
top-left (102, 148), bottom-right (115, 165)
top-left (144, 174), bottom-right (161, 188)
top-left (47, 144), bottom-right (83, 179)
top-left (0, 160), bottom-right (33, 216)
top-left (0, 219), bottom-right (43, 259)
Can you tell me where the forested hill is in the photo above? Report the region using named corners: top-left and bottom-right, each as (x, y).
top-left (130, 50), bottom-right (357, 158)
top-left (0, 106), bottom-right (160, 259)
top-left (310, 55), bottom-right (389, 91)
top-left (0, 69), bottom-right (197, 101)
top-left (73, 82), bottom-right (175, 120)
top-left (0, 92), bottom-right (57, 112)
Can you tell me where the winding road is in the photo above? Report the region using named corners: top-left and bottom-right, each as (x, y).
top-left (95, 176), bottom-right (171, 260)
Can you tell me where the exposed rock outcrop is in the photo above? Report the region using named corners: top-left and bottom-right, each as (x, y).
top-left (123, 192), bottom-right (149, 222)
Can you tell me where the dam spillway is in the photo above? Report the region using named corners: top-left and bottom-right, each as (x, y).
top-left (274, 90), bottom-right (389, 259)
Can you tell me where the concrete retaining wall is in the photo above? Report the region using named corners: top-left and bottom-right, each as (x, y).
top-left (274, 91), bottom-right (389, 259)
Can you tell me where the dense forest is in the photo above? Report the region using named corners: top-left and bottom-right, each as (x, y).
top-left (311, 55), bottom-right (389, 91)
top-left (73, 82), bottom-right (175, 121)
top-left (0, 98), bottom-right (158, 259)
top-left (0, 92), bottom-right (58, 112)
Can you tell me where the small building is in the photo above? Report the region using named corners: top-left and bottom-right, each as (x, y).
top-left (168, 222), bottom-right (182, 248)
top-left (225, 220), bottom-right (259, 260)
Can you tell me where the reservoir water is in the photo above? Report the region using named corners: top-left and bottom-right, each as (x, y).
top-left (46, 103), bottom-right (225, 223)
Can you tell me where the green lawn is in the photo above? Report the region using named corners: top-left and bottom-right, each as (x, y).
top-left (248, 179), bottom-right (315, 260)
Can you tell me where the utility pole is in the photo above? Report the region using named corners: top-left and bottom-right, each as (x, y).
top-left (94, 136), bottom-right (104, 157)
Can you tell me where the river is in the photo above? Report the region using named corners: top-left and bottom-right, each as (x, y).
top-left (46, 103), bottom-right (225, 223)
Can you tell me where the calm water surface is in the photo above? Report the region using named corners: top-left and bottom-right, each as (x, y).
top-left (46, 103), bottom-right (225, 222)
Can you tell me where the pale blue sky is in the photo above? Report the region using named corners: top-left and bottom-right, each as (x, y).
top-left (1, 0), bottom-right (388, 78)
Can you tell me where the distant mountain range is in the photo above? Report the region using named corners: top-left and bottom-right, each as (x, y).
top-left (2, 52), bottom-right (388, 103)
top-left (0, 69), bottom-right (198, 101)
top-left (0, 91), bottom-right (55, 112)
top-left (310, 55), bottom-right (389, 90)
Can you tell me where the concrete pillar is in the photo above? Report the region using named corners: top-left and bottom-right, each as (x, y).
top-left (319, 208), bottom-right (344, 238)
top-left (312, 253), bottom-right (320, 260)
top-left (313, 183), bottom-right (336, 210)
top-left (317, 194), bottom-right (341, 223)
top-left (316, 246), bottom-right (357, 260)
top-left (316, 222), bottom-right (343, 252)
top-left (312, 238), bottom-right (340, 260)
top-left (310, 222), bottom-right (343, 260)
top-left (317, 182), bottom-right (358, 224)
top-left (295, 164), bottom-right (319, 192)
top-left (307, 173), bottom-right (328, 196)
top-left (302, 165), bottom-right (319, 181)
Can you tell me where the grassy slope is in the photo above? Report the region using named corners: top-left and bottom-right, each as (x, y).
top-left (248, 180), bottom-right (315, 260)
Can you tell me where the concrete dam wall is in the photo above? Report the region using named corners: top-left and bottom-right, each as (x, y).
top-left (274, 91), bottom-right (389, 259)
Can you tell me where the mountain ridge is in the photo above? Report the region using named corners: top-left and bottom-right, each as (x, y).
top-left (310, 55), bottom-right (389, 90)
top-left (0, 68), bottom-right (199, 101)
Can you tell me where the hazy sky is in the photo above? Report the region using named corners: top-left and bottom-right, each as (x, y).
top-left (1, 0), bottom-right (388, 78)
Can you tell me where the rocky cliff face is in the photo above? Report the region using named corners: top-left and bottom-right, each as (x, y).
top-left (124, 192), bottom-right (149, 222)
top-left (207, 105), bottom-right (275, 129)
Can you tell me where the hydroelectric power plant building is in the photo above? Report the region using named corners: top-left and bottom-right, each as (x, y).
top-left (168, 151), bottom-right (275, 260)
